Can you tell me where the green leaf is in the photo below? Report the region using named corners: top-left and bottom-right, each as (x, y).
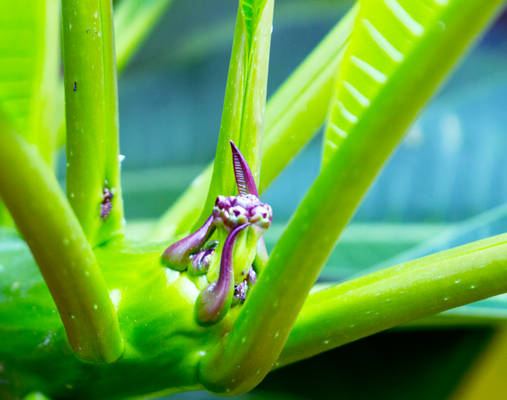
top-left (366, 203), bottom-right (507, 325)
top-left (322, 0), bottom-right (503, 165)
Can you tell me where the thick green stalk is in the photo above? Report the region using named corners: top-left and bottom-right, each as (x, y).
top-left (61, 0), bottom-right (124, 245)
top-left (196, 0), bottom-right (274, 228)
top-left (198, 0), bottom-right (505, 394)
top-left (150, 5), bottom-right (358, 241)
top-left (278, 233), bottom-right (507, 367)
top-left (55, 0), bottom-right (176, 149)
top-left (0, 117), bottom-right (123, 363)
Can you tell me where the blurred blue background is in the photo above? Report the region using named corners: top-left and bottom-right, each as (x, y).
top-left (118, 0), bottom-right (507, 225)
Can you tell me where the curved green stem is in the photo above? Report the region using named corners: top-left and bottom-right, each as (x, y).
top-left (150, 4), bottom-right (357, 241)
top-left (278, 233), bottom-right (507, 367)
top-left (0, 117), bottom-right (124, 363)
top-left (61, 0), bottom-right (123, 245)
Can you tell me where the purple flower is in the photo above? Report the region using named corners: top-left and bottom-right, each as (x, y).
top-left (161, 141), bottom-right (273, 325)
top-left (213, 194), bottom-right (272, 231)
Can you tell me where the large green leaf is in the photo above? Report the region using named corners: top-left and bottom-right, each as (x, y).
top-left (322, 0), bottom-right (502, 164)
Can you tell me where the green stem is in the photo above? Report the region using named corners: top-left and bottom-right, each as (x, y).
top-left (198, 0), bottom-right (505, 394)
top-left (278, 233), bottom-right (507, 367)
top-left (196, 0), bottom-right (274, 229)
top-left (61, 0), bottom-right (124, 245)
top-left (0, 117), bottom-right (123, 363)
top-left (55, 0), bottom-right (176, 150)
top-left (150, 4), bottom-right (357, 241)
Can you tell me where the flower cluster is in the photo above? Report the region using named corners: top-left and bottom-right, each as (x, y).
top-left (213, 194), bottom-right (272, 231)
top-left (161, 141), bottom-right (272, 325)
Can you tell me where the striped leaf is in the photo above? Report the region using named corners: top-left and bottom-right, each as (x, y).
top-left (322, 0), bottom-right (478, 165)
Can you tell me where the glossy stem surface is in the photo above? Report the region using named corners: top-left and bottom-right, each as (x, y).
top-left (61, 0), bottom-right (124, 245)
top-left (278, 233), bottom-right (507, 367)
top-left (55, 0), bottom-right (176, 149)
top-left (0, 118), bottom-right (123, 363)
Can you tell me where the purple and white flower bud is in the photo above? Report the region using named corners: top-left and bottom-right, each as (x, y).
top-left (246, 266), bottom-right (257, 285)
top-left (232, 266), bottom-right (257, 306)
top-left (213, 194), bottom-right (272, 232)
top-left (233, 280), bottom-right (248, 304)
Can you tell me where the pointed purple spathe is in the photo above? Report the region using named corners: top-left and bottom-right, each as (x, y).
top-left (230, 140), bottom-right (259, 197)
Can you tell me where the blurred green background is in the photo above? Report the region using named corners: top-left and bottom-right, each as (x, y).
top-left (109, 1), bottom-right (507, 398)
